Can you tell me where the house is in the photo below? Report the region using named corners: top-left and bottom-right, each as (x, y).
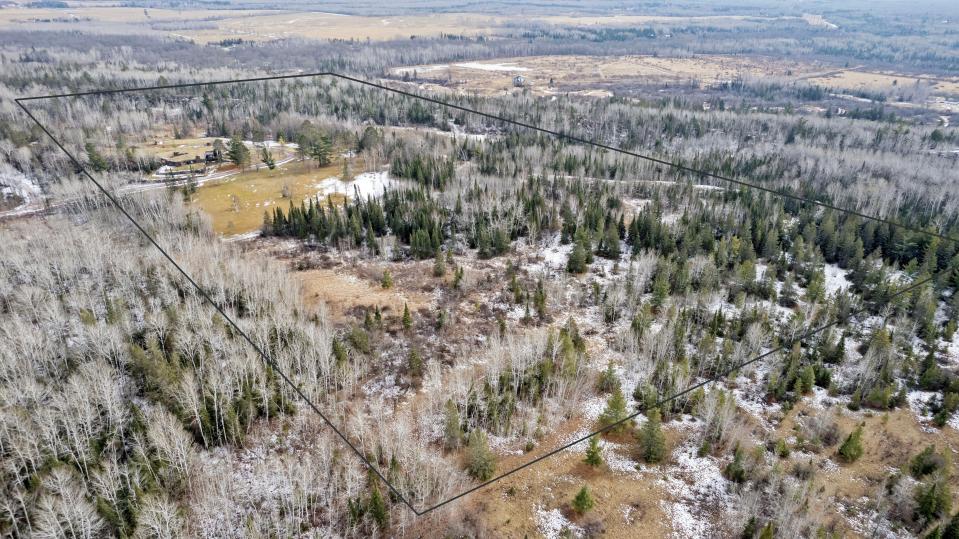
top-left (160, 151), bottom-right (206, 167)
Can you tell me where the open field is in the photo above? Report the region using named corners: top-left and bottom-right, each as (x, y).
top-left (189, 157), bottom-right (374, 235)
top-left (133, 136), bottom-right (219, 160)
top-left (182, 12), bottom-right (506, 43)
top-left (803, 69), bottom-right (959, 97)
top-left (0, 5), bottom-right (837, 43)
top-left (391, 54), bottom-right (834, 96)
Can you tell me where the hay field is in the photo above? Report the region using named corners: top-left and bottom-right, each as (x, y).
top-left (391, 54), bottom-right (831, 96)
top-left (804, 69), bottom-right (959, 97)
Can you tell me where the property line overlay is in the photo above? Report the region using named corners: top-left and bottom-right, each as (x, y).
top-left (15, 71), bottom-right (954, 516)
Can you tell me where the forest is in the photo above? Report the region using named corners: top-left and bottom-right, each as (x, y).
top-left (2, 1), bottom-right (959, 538)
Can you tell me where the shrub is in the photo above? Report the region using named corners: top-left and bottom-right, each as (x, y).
top-left (910, 445), bottom-right (947, 479)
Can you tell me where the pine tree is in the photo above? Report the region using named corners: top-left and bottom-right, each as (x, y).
top-left (916, 477), bottom-right (953, 522)
top-left (466, 430), bottom-right (496, 480)
top-left (443, 400), bottom-right (463, 449)
top-left (799, 365), bottom-right (815, 394)
top-left (227, 136), bottom-right (250, 168)
top-left (584, 435), bottom-right (603, 467)
top-left (332, 338), bottom-right (348, 366)
top-left (533, 279), bottom-right (547, 319)
top-left (597, 362), bottom-right (621, 393)
top-left (775, 438), bottom-right (790, 458)
top-left (567, 242), bottom-right (587, 274)
top-left (261, 147), bottom-right (276, 169)
top-left (402, 303), bottom-right (413, 330)
top-left (838, 425), bottom-right (864, 463)
top-left (85, 142), bottom-right (108, 172)
top-left (724, 444), bottom-right (747, 483)
top-left (368, 485), bottom-right (388, 530)
top-left (572, 486), bottom-right (595, 515)
top-left (598, 386), bottom-right (629, 434)
top-left (408, 348), bottom-right (423, 378)
top-left (638, 408), bottom-right (666, 463)
top-left (381, 270), bottom-right (393, 289)
top-left (651, 268), bottom-right (670, 311)
top-left (433, 249), bottom-right (446, 277)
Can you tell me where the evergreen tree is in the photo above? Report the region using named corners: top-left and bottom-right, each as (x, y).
top-left (838, 425), bottom-right (864, 463)
top-left (651, 268), bottom-right (670, 311)
top-left (85, 142), bottom-right (108, 172)
top-left (910, 445), bottom-right (946, 478)
top-left (584, 435), bottom-right (603, 467)
top-left (381, 270), bottom-right (393, 289)
top-left (433, 249), bottom-right (446, 277)
top-left (227, 136), bottom-right (250, 168)
top-left (402, 303), bottom-right (413, 330)
top-left (332, 338), bottom-right (348, 366)
top-left (368, 485), bottom-right (389, 530)
top-left (533, 279), bottom-right (547, 320)
top-left (567, 242), bottom-right (587, 274)
top-left (638, 408), bottom-right (666, 463)
top-left (598, 224), bottom-right (621, 259)
top-left (724, 444), bottom-right (747, 483)
top-left (572, 486), bottom-right (595, 515)
top-left (916, 477), bottom-right (953, 522)
top-left (261, 147), bottom-right (276, 169)
top-left (443, 400), bottom-right (463, 449)
top-left (597, 362), bottom-right (621, 393)
top-left (408, 348), bottom-right (423, 378)
top-left (466, 430), bottom-right (496, 480)
top-left (598, 386), bottom-right (629, 434)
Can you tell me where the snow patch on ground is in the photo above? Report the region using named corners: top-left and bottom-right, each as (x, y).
top-left (823, 263), bottom-right (853, 295)
top-left (454, 62), bottom-right (530, 72)
top-left (657, 443), bottom-right (733, 538)
top-left (534, 505), bottom-right (584, 539)
top-left (315, 171), bottom-right (394, 199)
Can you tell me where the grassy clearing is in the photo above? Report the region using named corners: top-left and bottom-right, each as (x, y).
top-left (805, 69), bottom-right (959, 96)
top-left (133, 136), bottom-right (217, 161)
top-left (190, 158), bottom-right (357, 236)
top-left (391, 54), bottom-right (830, 96)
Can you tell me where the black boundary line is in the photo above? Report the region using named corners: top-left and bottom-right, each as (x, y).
top-left (13, 72), bottom-right (955, 517)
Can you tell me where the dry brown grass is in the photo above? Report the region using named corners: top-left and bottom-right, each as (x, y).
top-left (409, 417), bottom-right (674, 538)
top-left (775, 403), bottom-right (959, 537)
top-left (804, 69), bottom-right (959, 96)
top-left (391, 54), bottom-right (831, 96)
top-left (0, 7), bottom-right (833, 44)
top-left (189, 158), bottom-right (352, 235)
